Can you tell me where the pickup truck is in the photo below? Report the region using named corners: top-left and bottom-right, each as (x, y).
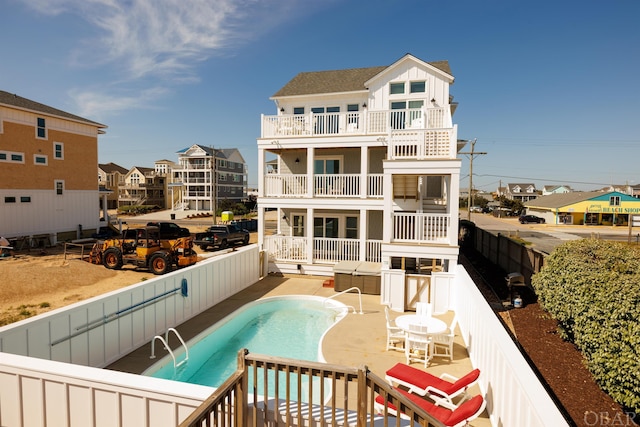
top-left (146, 222), bottom-right (191, 240)
top-left (194, 223), bottom-right (250, 251)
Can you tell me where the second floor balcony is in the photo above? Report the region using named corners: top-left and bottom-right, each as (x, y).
top-left (264, 173), bottom-right (383, 198)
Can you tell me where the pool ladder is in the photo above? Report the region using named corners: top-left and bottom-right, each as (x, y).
top-left (323, 286), bottom-right (364, 314)
top-left (150, 328), bottom-right (189, 369)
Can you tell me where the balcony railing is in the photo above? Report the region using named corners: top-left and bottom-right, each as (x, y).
top-left (388, 128), bottom-right (456, 159)
top-left (392, 212), bottom-right (450, 244)
top-left (261, 108), bottom-right (452, 139)
top-left (263, 174), bottom-right (383, 198)
top-left (264, 235), bottom-right (382, 264)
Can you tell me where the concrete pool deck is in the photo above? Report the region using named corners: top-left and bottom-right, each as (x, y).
top-left (106, 273), bottom-right (491, 426)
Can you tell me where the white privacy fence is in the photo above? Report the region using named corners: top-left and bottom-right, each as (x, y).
top-left (452, 264), bottom-right (570, 427)
top-left (0, 249), bottom-right (571, 427)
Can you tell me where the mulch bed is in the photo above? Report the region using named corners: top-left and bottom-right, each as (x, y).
top-left (459, 249), bottom-right (634, 427)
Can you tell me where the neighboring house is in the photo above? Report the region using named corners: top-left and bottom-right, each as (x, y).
top-left (98, 162), bottom-right (128, 209)
top-left (524, 191), bottom-right (640, 225)
top-left (256, 53), bottom-right (463, 311)
top-left (0, 90), bottom-right (107, 242)
top-left (541, 185), bottom-right (572, 196)
top-left (631, 184), bottom-right (640, 199)
top-left (505, 183), bottom-right (538, 203)
top-left (118, 166), bottom-right (166, 208)
top-left (172, 144), bottom-right (247, 212)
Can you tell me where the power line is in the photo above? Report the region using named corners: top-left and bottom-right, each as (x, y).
top-left (474, 174), bottom-right (617, 187)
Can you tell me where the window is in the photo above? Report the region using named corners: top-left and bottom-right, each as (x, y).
top-left (130, 173), bottom-right (140, 185)
top-left (390, 82), bottom-right (405, 94)
top-left (55, 180), bottom-right (64, 195)
top-left (293, 215), bottom-right (305, 237)
top-left (53, 142), bottom-right (64, 159)
top-left (0, 153), bottom-right (5, 161)
top-left (37, 117), bottom-right (46, 138)
top-left (410, 81), bottom-right (426, 93)
top-left (4, 197), bottom-right (16, 203)
top-left (20, 196), bottom-right (31, 203)
top-left (34, 155), bottom-right (48, 165)
top-left (345, 217), bottom-right (358, 239)
top-left (293, 107), bottom-right (304, 115)
top-left (314, 217), bottom-right (339, 238)
top-left (610, 196), bottom-right (621, 206)
top-left (426, 176), bottom-right (444, 198)
top-left (11, 153), bottom-right (23, 162)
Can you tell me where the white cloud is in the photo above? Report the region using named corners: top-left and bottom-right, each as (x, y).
top-left (22, 0), bottom-right (299, 116)
top-left (69, 86), bottom-right (168, 118)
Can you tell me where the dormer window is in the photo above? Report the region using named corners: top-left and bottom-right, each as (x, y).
top-left (410, 81), bottom-right (426, 93)
top-left (610, 196), bottom-right (621, 206)
top-left (390, 82), bottom-right (405, 95)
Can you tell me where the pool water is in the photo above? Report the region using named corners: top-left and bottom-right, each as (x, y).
top-left (144, 296), bottom-right (347, 392)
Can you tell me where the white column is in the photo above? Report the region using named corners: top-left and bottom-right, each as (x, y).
top-left (307, 147), bottom-right (314, 197)
top-left (360, 146), bottom-right (368, 198)
top-left (448, 170), bottom-right (460, 247)
top-left (306, 207), bottom-right (314, 263)
top-left (382, 172), bottom-right (393, 243)
top-left (258, 148), bottom-right (265, 198)
top-left (359, 208), bottom-right (367, 260)
top-left (257, 206), bottom-right (265, 247)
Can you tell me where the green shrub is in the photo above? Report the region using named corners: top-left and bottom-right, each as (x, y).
top-left (531, 239), bottom-right (640, 412)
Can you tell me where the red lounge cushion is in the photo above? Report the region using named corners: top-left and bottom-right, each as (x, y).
top-left (386, 363), bottom-right (480, 396)
top-left (376, 389), bottom-right (484, 427)
top-left (443, 395), bottom-right (484, 426)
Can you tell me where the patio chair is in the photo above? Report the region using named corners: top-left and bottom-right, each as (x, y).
top-left (385, 362), bottom-right (481, 410)
top-left (385, 305), bottom-right (405, 352)
top-left (374, 387), bottom-right (485, 427)
top-left (405, 323), bottom-right (432, 368)
top-left (430, 316), bottom-right (457, 361)
top-left (416, 301), bottom-right (432, 319)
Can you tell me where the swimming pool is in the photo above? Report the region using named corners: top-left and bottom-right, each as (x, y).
top-left (143, 296), bottom-right (348, 391)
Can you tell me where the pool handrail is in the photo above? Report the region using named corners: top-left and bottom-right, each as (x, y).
top-left (150, 328), bottom-right (189, 369)
top-left (323, 286), bottom-right (364, 314)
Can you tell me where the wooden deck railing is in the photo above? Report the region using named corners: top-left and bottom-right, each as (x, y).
top-left (180, 349), bottom-right (444, 427)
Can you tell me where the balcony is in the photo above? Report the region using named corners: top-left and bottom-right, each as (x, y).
top-left (264, 173), bottom-right (383, 198)
top-left (264, 235), bottom-right (382, 264)
top-left (393, 212), bottom-right (451, 244)
top-left (262, 108), bottom-right (451, 138)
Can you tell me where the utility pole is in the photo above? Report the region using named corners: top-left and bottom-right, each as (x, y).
top-left (459, 139), bottom-right (487, 220)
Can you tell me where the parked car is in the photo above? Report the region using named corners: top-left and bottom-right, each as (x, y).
top-left (146, 222), bottom-right (191, 239)
top-left (193, 223), bottom-right (250, 251)
top-left (470, 206), bottom-right (483, 213)
top-left (519, 215), bottom-right (545, 224)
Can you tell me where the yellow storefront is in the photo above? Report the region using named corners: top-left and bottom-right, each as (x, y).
top-left (526, 191), bottom-right (640, 226)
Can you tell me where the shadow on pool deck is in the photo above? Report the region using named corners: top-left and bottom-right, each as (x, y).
top-left (106, 273), bottom-right (491, 427)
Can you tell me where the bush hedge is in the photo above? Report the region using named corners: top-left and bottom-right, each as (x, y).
top-left (531, 239), bottom-right (640, 413)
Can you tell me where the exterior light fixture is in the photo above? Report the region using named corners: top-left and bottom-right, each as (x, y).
top-left (280, 107), bottom-right (285, 112)
top-left (295, 158), bottom-right (300, 164)
top-left (362, 103), bottom-right (367, 108)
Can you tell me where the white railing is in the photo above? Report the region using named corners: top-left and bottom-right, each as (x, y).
top-left (388, 128), bottom-right (455, 159)
top-left (392, 212), bottom-right (450, 243)
top-left (263, 235), bottom-right (307, 262)
top-left (263, 174), bottom-right (383, 198)
top-left (366, 240), bottom-right (382, 262)
top-left (313, 237), bottom-right (359, 263)
top-left (314, 174), bottom-right (360, 197)
top-left (265, 236), bottom-right (382, 264)
top-left (368, 174), bottom-right (383, 197)
top-left (264, 174), bottom-right (307, 197)
top-left (261, 108), bottom-right (451, 138)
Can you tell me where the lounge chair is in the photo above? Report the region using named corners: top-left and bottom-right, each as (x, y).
top-left (385, 362), bottom-right (480, 410)
top-left (375, 387), bottom-right (485, 427)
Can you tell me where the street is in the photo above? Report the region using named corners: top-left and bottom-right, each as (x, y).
top-left (466, 211), bottom-right (638, 254)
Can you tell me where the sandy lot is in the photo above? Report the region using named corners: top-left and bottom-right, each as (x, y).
top-left (0, 223), bottom-right (257, 326)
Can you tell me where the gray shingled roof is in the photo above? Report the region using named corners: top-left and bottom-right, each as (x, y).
top-left (99, 162), bottom-right (128, 174)
top-left (0, 90), bottom-right (106, 128)
top-left (272, 59), bottom-right (452, 98)
top-left (524, 191), bottom-right (605, 209)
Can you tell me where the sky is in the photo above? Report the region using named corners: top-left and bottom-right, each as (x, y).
top-left (2, 0), bottom-right (639, 192)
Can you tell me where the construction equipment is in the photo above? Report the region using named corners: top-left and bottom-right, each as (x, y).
top-left (90, 226), bottom-right (198, 275)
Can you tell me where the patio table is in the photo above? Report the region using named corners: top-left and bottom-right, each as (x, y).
top-left (395, 315), bottom-right (447, 334)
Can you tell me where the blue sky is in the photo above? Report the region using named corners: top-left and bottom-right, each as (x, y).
top-left (2, 0), bottom-right (639, 191)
